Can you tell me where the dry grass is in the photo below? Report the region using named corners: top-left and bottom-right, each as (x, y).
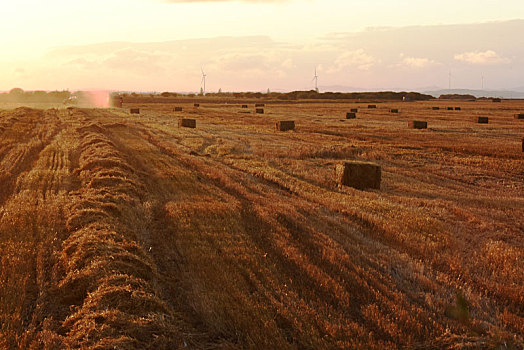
top-left (0, 100), bottom-right (523, 349)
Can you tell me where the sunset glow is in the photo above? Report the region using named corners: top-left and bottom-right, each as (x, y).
top-left (1, 0), bottom-right (523, 92)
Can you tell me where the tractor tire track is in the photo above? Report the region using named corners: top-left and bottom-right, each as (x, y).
top-left (0, 108), bottom-right (62, 206)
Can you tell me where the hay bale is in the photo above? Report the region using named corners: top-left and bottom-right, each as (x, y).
top-left (447, 107), bottom-right (454, 111)
top-left (130, 108), bottom-right (140, 114)
top-left (492, 98), bottom-right (501, 102)
top-left (242, 105), bottom-right (248, 108)
top-left (179, 119), bottom-right (196, 128)
top-left (334, 161), bottom-right (381, 190)
top-left (409, 121), bottom-right (427, 129)
top-left (455, 107), bottom-right (461, 111)
top-left (276, 120), bottom-right (295, 131)
top-left (194, 103), bottom-right (200, 107)
top-left (255, 103), bottom-right (265, 107)
top-left (346, 112), bottom-right (356, 119)
top-left (368, 105), bottom-right (377, 109)
top-left (174, 107), bottom-right (183, 112)
top-left (350, 108), bottom-right (358, 113)
top-left (476, 117), bottom-right (489, 124)
top-left (256, 108), bottom-right (264, 114)
top-left (514, 114), bottom-right (524, 119)
top-left (390, 109), bottom-right (399, 113)
top-left (432, 107), bottom-right (440, 110)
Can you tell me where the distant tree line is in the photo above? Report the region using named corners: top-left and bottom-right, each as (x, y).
top-left (0, 88), bottom-right (72, 102)
top-left (438, 94), bottom-right (476, 100)
top-left (270, 90), bottom-right (433, 101)
top-left (3, 89), bottom-right (435, 103)
top-left (138, 90), bottom-right (434, 101)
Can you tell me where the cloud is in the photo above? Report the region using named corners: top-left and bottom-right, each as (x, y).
top-left (4, 20), bottom-right (523, 92)
top-left (396, 55), bottom-right (440, 69)
top-left (206, 51), bottom-right (293, 79)
top-left (103, 48), bottom-right (173, 74)
top-left (454, 50), bottom-right (510, 65)
top-left (65, 48), bottom-right (174, 75)
top-left (327, 49), bottom-right (379, 73)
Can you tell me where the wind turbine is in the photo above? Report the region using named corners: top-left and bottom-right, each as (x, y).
top-left (312, 67), bottom-right (319, 92)
top-left (201, 67), bottom-right (207, 96)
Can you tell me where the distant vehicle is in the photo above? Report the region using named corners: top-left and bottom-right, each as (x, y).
top-left (63, 96), bottom-right (78, 105)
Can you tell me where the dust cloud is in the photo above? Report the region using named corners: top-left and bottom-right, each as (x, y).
top-left (82, 91), bottom-right (110, 108)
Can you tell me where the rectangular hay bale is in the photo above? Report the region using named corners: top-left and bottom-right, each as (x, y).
top-left (390, 109), bottom-right (399, 113)
top-left (368, 105), bottom-right (377, 109)
top-left (242, 105), bottom-right (248, 108)
top-left (179, 118), bottom-right (196, 128)
top-left (455, 107), bottom-right (461, 111)
top-left (334, 161), bottom-right (381, 190)
top-left (194, 103), bottom-right (200, 107)
top-left (350, 108), bottom-right (358, 113)
top-left (276, 120), bottom-right (295, 131)
top-left (256, 108), bottom-right (264, 114)
top-left (432, 107), bottom-right (440, 110)
top-left (130, 108), bottom-right (140, 114)
top-left (346, 112), bottom-right (356, 119)
top-left (514, 114), bottom-right (524, 119)
top-left (409, 121), bottom-right (427, 129)
top-left (255, 103), bottom-right (265, 107)
top-left (447, 107), bottom-right (454, 110)
top-left (174, 107), bottom-right (183, 112)
top-left (477, 117), bottom-right (489, 124)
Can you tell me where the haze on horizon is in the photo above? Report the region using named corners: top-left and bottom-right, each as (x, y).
top-left (1, 0), bottom-right (523, 93)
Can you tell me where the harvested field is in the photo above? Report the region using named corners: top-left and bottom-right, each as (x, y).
top-left (0, 100), bottom-right (523, 349)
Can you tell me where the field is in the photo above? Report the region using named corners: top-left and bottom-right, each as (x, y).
top-left (0, 99), bottom-right (523, 349)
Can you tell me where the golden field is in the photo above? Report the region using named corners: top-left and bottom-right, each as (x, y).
top-left (0, 99), bottom-right (523, 349)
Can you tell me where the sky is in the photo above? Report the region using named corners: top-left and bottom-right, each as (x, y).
top-left (1, 0), bottom-right (523, 92)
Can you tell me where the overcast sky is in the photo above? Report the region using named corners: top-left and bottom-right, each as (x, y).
top-left (1, 0), bottom-right (523, 92)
